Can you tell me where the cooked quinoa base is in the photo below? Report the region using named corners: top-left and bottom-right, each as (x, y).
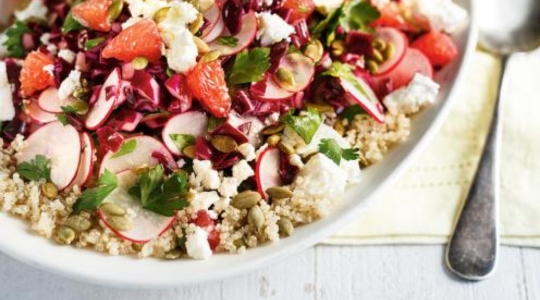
top-left (0, 109), bottom-right (414, 259)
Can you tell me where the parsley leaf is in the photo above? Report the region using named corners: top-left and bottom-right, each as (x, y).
top-left (312, 6), bottom-right (343, 46)
top-left (62, 11), bottom-right (84, 33)
top-left (323, 62), bottom-right (371, 99)
top-left (84, 37), bottom-right (106, 50)
top-left (227, 47), bottom-right (271, 85)
top-left (128, 165), bottom-right (189, 217)
top-left (280, 108), bottom-right (322, 144)
top-left (208, 116), bottom-right (226, 132)
top-left (57, 113), bottom-right (69, 126)
top-left (16, 155), bottom-right (51, 181)
top-left (218, 36), bottom-right (239, 47)
top-left (341, 105), bottom-right (367, 121)
top-left (3, 21), bottom-right (30, 58)
top-left (340, 0), bottom-right (381, 32)
top-left (61, 106), bottom-right (78, 114)
top-left (73, 170), bottom-right (118, 213)
top-left (169, 134), bottom-right (195, 152)
top-left (319, 138), bottom-right (360, 165)
top-left (111, 139), bottom-right (138, 158)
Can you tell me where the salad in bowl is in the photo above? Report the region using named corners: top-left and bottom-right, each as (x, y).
top-left (0, 0), bottom-right (467, 260)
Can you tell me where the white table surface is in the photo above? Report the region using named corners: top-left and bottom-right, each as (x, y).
top-left (1, 245), bottom-right (539, 300)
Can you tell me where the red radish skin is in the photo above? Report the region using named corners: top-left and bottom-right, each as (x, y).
top-left (97, 170), bottom-right (176, 243)
top-left (208, 11), bottom-right (257, 56)
top-left (202, 3), bottom-right (225, 42)
top-left (251, 73), bottom-right (295, 101)
top-left (99, 135), bottom-right (174, 174)
top-left (38, 87), bottom-right (75, 113)
top-left (85, 68), bottom-right (124, 130)
top-left (373, 48), bottom-right (433, 92)
top-left (273, 53), bottom-right (315, 93)
top-left (255, 147), bottom-right (283, 198)
top-left (18, 121), bottom-right (81, 190)
top-left (340, 77), bottom-right (385, 123)
top-left (69, 132), bottom-right (95, 188)
top-left (162, 111), bottom-right (209, 156)
top-left (24, 100), bottom-right (57, 125)
top-left (373, 27), bottom-right (408, 76)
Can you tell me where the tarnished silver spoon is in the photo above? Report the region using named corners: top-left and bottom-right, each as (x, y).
top-left (446, 0), bottom-right (540, 281)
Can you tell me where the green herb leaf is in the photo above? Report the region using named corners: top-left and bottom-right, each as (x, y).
top-left (111, 139), bottom-right (138, 159)
top-left (84, 37), bottom-right (106, 50)
top-left (323, 62), bottom-right (370, 99)
top-left (62, 12), bottom-right (84, 34)
top-left (169, 134), bottom-right (195, 152)
top-left (57, 113), bottom-right (69, 126)
top-left (16, 155), bottom-right (51, 181)
top-left (61, 106), bottom-right (78, 114)
top-left (312, 6), bottom-right (343, 46)
top-left (208, 116), bottom-right (226, 132)
top-left (341, 104), bottom-right (367, 121)
top-left (73, 170), bottom-right (118, 213)
top-left (339, 0), bottom-right (380, 32)
top-left (227, 47), bottom-right (271, 85)
top-left (217, 36), bottom-right (239, 47)
top-left (3, 21), bottom-right (31, 58)
top-left (280, 108), bottom-right (322, 144)
top-left (129, 165), bottom-right (189, 217)
top-left (318, 138), bottom-right (360, 165)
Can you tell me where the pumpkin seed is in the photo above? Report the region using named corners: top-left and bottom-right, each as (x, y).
top-left (190, 13), bottom-right (205, 34)
top-left (193, 36), bottom-right (210, 53)
top-left (211, 135), bottom-right (237, 153)
top-left (73, 86), bottom-right (91, 101)
top-left (370, 49), bottom-right (384, 63)
top-left (331, 40), bottom-right (345, 57)
top-left (153, 7), bottom-right (171, 23)
top-left (382, 42), bottom-right (396, 61)
top-left (41, 182), bottom-right (58, 198)
top-left (233, 238), bottom-right (245, 248)
top-left (200, 50), bottom-right (221, 63)
top-left (107, 216), bottom-right (133, 232)
top-left (278, 141), bottom-right (295, 155)
top-left (57, 226), bottom-right (76, 245)
top-left (164, 249), bottom-right (182, 260)
top-left (266, 186), bottom-right (293, 200)
top-left (266, 134), bottom-right (281, 147)
top-left (183, 145), bottom-right (197, 159)
top-left (277, 218), bottom-right (294, 237)
top-left (304, 39), bottom-right (324, 63)
top-left (17, 0), bottom-right (31, 10)
top-left (248, 205), bottom-right (264, 232)
top-left (261, 123), bottom-right (285, 135)
top-left (107, 0), bottom-right (124, 23)
top-left (188, 0), bottom-right (215, 12)
top-left (334, 120), bottom-right (345, 135)
top-left (132, 56), bottom-right (149, 70)
top-left (65, 215), bottom-right (92, 232)
top-left (133, 165), bottom-right (151, 175)
top-left (275, 68), bottom-right (296, 89)
top-left (306, 103), bottom-right (335, 113)
top-left (100, 203), bottom-right (126, 216)
top-left (366, 60), bottom-right (379, 73)
top-left (373, 37), bottom-right (387, 52)
top-left (231, 191), bottom-right (261, 209)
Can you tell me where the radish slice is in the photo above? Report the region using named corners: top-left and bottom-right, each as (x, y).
top-left (85, 68), bottom-right (123, 130)
top-left (373, 48), bottom-right (433, 92)
top-left (97, 170), bottom-right (175, 243)
top-left (229, 114), bottom-right (264, 146)
top-left (24, 100), bottom-right (57, 125)
top-left (18, 121), bottom-right (81, 190)
top-left (273, 53), bottom-right (315, 93)
top-left (373, 27), bottom-right (408, 76)
top-left (99, 135), bottom-right (174, 174)
top-left (162, 111), bottom-right (209, 156)
top-left (340, 77), bottom-right (385, 123)
top-left (69, 132), bottom-right (95, 188)
top-left (255, 147), bottom-right (283, 199)
top-left (208, 11), bottom-right (257, 56)
top-left (202, 3), bottom-right (225, 42)
top-left (251, 73), bottom-right (295, 101)
top-left (38, 87), bottom-right (75, 113)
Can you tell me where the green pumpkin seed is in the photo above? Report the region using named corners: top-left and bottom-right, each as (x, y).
top-left (100, 203), bottom-right (126, 216)
top-left (57, 226), bottom-right (76, 245)
top-left (164, 249), bottom-right (182, 260)
top-left (73, 86), bottom-right (91, 101)
top-left (334, 120), bottom-right (345, 135)
top-left (370, 49), bottom-right (384, 63)
top-left (211, 135), bottom-right (238, 153)
top-left (193, 36), bottom-right (210, 53)
top-left (190, 13), bottom-right (205, 34)
top-left (306, 103), bottom-right (335, 113)
top-left (266, 186), bottom-right (293, 200)
top-left (266, 134), bottom-right (281, 147)
top-left (277, 218), bottom-right (294, 237)
top-left (261, 123), bottom-right (285, 135)
top-left (107, 0), bottom-right (124, 23)
top-left (41, 182), bottom-right (58, 198)
top-left (248, 205), bottom-right (264, 232)
top-left (231, 191), bottom-right (261, 209)
top-left (278, 141), bottom-right (295, 155)
top-left (275, 68), bottom-right (296, 89)
top-left (188, 0), bottom-right (215, 12)
top-left (65, 215), bottom-right (92, 232)
top-left (304, 39), bottom-right (324, 63)
top-left (132, 56), bottom-right (149, 70)
top-left (153, 7), bottom-right (171, 23)
top-left (331, 40), bottom-right (345, 57)
top-left (183, 145), bottom-right (197, 159)
top-left (200, 50), bottom-right (221, 63)
top-left (233, 238), bottom-right (245, 248)
top-left (382, 42), bottom-right (396, 61)
top-left (70, 98), bottom-right (89, 115)
top-left (107, 216), bottom-right (133, 232)
top-left (366, 60), bottom-right (379, 74)
top-left (373, 38), bottom-right (387, 52)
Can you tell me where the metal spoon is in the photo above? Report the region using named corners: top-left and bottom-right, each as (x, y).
top-left (445, 0), bottom-right (540, 281)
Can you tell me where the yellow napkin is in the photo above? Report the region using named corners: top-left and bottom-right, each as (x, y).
top-left (325, 49), bottom-right (540, 247)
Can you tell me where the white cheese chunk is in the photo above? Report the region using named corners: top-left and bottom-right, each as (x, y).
top-left (256, 12), bottom-right (295, 46)
top-left (186, 227), bottom-right (213, 260)
top-left (0, 61), bottom-right (15, 121)
top-left (414, 0), bottom-right (468, 34)
top-left (15, 0), bottom-right (48, 21)
top-left (58, 70), bottom-right (82, 100)
top-left (383, 73), bottom-right (440, 115)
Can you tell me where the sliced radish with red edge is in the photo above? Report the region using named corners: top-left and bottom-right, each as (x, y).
top-left (255, 147), bottom-right (283, 199)
top-left (273, 53), bottom-right (315, 93)
top-left (251, 73), bottom-right (294, 101)
top-left (373, 48), bottom-right (433, 92)
top-left (85, 68), bottom-right (124, 130)
top-left (24, 100), bottom-right (57, 125)
top-left (202, 3), bottom-right (225, 42)
top-left (38, 87), bottom-right (75, 113)
top-left (340, 77), bottom-right (385, 123)
top-left (207, 11), bottom-right (257, 56)
top-left (162, 111), bottom-right (209, 156)
top-left (69, 132), bottom-right (95, 188)
top-left (373, 27), bottom-right (408, 76)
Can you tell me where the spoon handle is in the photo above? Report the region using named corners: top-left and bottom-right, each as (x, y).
top-left (445, 55), bottom-right (509, 281)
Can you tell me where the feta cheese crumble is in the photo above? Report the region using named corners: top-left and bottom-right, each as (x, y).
top-left (414, 0), bottom-right (468, 34)
top-left (190, 191), bottom-right (220, 212)
top-left (58, 70), bottom-right (82, 100)
top-left (58, 49), bottom-right (76, 64)
top-left (186, 227), bottom-right (213, 259)
top-left (192, 160), bottom-right (221, 190)
top-left (0, 62), bottom-right (15, 121)
top-left (125, 0), bottom-right (168, 19)
top-left (15, 0), bottom-right (48, 21)
top-left (383, 73), bottom-right (440, 115)
top-left (256, 12), bottom-right (296, 46)
top-left (238, 143), bottom-right (256, 161)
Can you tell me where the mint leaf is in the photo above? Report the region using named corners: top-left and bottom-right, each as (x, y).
top-left (73, 170), bottom-right (118, 213)
top-left (323, 62), bottom-right (371, 99)
top-left (57, 113), bottom-right (69, 126)
top-left (218, 36), bottom-right (239, 47)
top-left (341, 105), bottom-right (367, 121)
top-left (62, 11), bottom-right (84, 33)
top-left (340, 0), bottom-right (380, 32)
top-left (227, 47), bottom-right (271, 85)
top-left (17, 155), bottom-right (51, 181)
top-left (169, 134), bottom-right (195, 152)
top-left (84, 37), bottom-right (106, 50)
top-left (280, 108), bottom-right (322, 144)
top-left (3, 21), bottom-right (31, 58)
top-left (319, 138), bottom-right (360, 165)
top-left (111, 139), bottom-right (137, 158)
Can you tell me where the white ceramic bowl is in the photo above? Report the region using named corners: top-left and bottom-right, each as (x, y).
top-left (0, 0), bottom-right (477, 288)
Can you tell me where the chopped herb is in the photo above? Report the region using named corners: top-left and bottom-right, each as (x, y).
top-left (57, 113), bottom-right (69, 126)
top-left (3, 21), bottom-right (31, 58)
top-left (128, 165), bottom-right (190, 217)
top-left (62, 11), bottom-right (84, 33)
top-left (208, 116), bottom-right (226, 132)
top-left (111, 139), bottom-right (138, 158)
top-left (341, 104), bottom-right (367, 121)
top-left (169, 134), bottom-right (195, 152)
top-left (280, 108), bottom-right (322, 144)
top-left (312, 6), bottom-right (343, 46)
top-left (323, 62), bottom-right (370, 99)
top-left (318, 138), bottom-right (360, 165)
top-left (84, 37), bottom-right (106, 50)
top-left (217, 36), bottom-right (239, 47)
top-left (340, 0), bottom-right (380, 32)
top-left (73, 170), bottom-right (119, 213)
top-left (227, 47), bottom-right (271, 85)
top-left (16, 155), bottom-right (51, 181)
top-left (61, 106), bottom-right (78, 114)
